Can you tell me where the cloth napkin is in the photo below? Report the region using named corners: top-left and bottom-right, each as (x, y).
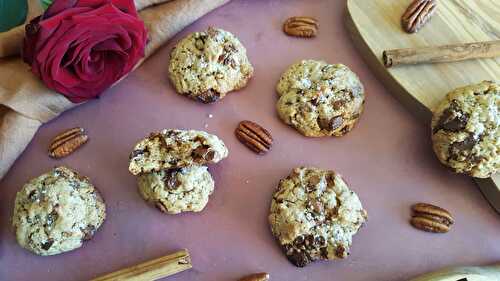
top-left (0, 0), bottom-right (230, 180)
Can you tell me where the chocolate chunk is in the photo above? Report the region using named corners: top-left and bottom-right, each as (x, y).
top-left (332, 100), bottom-right (346, 109)
top-left (283, 243), bottom-right (312, 267)
top-left (197, 89), bottom-right (220, 103)
top-left (314, 236), bottom-right (326, 247)
top-left (318, 116), bottom-right (344, 130)
top-left (320, 247), bottom-right (329, 258)
top-left (130, 149), bottom-right (145, 159)
top-left (193, 146), bottom-right (215, 162)
top-left (41, 239), bottom-right (54, 250)
top-left (81, 225), bottom-right (96, 241)
top-left (449, 134), bottom-right (480, 161)
top-left (163, 169), bottom-right (182, 190)
top-left (335, 245), bottom-right (346, 258)
top-left (436, 102), bottom-right (469, 132)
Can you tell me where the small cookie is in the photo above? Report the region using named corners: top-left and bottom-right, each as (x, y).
top-left (276, 60), bottom-right (365, 137)
top-left (12, 166), bottom-right (106, 256)
top-left (138, 166), bottom-right (215, 214)
top-left (431, 81), bottom-right (499, 178)
top-left (128, 129), bottom-right (229, 176)
top-left (268, 167), bottom-right (367, 267)
top-left (168, 27), bottom-right (254, 103)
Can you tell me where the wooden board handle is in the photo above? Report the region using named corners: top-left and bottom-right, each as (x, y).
top-left (90, 249), bottom-right (192, 281)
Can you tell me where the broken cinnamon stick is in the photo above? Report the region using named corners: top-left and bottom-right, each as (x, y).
top-left (383, 40), bottom-right (500, 67)
top-left (90, 249), bottom-right (192, 281)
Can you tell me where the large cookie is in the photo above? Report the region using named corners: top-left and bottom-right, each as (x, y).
top-left (268, 167), bottom-right (367, 267)
top-left (276, 60), bottom-right (365, 137)
top-left (12, 166), bottom-right (106, 256)
top-left (431, 81), bottom-right (499, 178)
top-left (128, 129), bottom-right (229, 176)
top-left (138, 166), bottom-right (215, 214)
top-left (168, 27), bottom-right (254, 103)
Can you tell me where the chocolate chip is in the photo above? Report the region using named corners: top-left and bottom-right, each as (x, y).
top-left (81, 225), bottom-right (96, 241)
top-left (335, 245), bottom-right (346, 258)
top-left (320, 247), bottom-right (329, 258)
top-left (193, 146), bottom-right (215, 162)
top-left (41, 239), bottom-right (54, 250)
top-left (130, 149), bottom-right (145, 159)
top-left (435, 102), bottom-right (469, 132)
top-left (332, 100), bottom-right (346, 109)
top-left (293, 235), bottom-right (305, 247)
top-left (449, 134), bottom-right (480, 161)
top-left (314, 236), bottom-right (326, 247)
top-left (288, 251), bottom-right (310, 267)
top-left (163, 169), bottom-right (182, 190)
top-left (45, 210), bottom-right (58, 227)
top-left (197, 89), bottom-right (220, 103)
top-left (318, 116), bottom-right (344, 130)
top-left (28, 190), bottom-right (39, 202)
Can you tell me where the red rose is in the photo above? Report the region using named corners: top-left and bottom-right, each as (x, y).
top-left (23, 0), bottom-right (148, 103)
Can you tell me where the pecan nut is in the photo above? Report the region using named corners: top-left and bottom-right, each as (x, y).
top-left (401, 0), bottom-right (437, 33)
top-left (283, 16), bottom-right (318, 38)
top-left (48, 127), bottom-right (88, 159)
top-left (238, 272), bottom-right (270, 281)
top-left (235, 120), bottom-right (273, 154)
top-left (410, 203), bottom-right (454, 233)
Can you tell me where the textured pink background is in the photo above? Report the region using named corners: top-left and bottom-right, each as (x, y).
top-left (1, 1), bottom-right (499, 280)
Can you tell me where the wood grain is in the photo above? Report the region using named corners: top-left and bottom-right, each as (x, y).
top-left (345, 0), bottom-right (500, 212)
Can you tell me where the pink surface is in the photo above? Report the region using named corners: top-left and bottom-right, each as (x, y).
top-left (1, 1), bottom-right (499, 280)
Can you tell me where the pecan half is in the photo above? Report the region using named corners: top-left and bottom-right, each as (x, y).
top-left (410, 203), bottom-right (454, 233)
top-left (283, 16), bottom-right (318, 38)
top-left (48, 127), bottom-right (88, 159)
top-left (238, 273), bottom-right (270, 281)
top-left (235, 120), bottom-right (273, 154)
top-left (401, 0), bottom-right (437, 33)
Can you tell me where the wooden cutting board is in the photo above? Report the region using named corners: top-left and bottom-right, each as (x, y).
top-left (345, 0), bottom-right (500, 213)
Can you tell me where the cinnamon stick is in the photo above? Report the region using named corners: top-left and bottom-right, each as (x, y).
top-left (90, 249), bottom-right (192, 281)
top-left (383, 40), bottom-right (500, 67)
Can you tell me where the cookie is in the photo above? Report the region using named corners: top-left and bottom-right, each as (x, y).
top-left (12, 166), bottom-right (106, 256)
top-left (138, 166), bottom-right (215, 214)
top-left (128, 129), bottom-right (229, 176)
top-left (276, 60), bottom-right (365, 137)
top-left (268, 167), bottom-right (367, 267)
top-left (431, 81), bottom-right (499, 178)
top-left (168, 27), bottom-right (254, 103)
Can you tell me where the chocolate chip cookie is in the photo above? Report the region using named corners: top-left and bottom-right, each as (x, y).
top-left (276, 60), bottom-right (365, 137)
top-left (12, 166), bottom-right (106, 256)
top-left (431, 81), bottom-right (499, 178)
top-left (138, 166), bottom-right (215, 214)
top-left (168, 27), bottom-right (254, 103)
top-left (128, 129), bottom-right (229, 176)
top-left (268, 167), bottom-right (367, 267)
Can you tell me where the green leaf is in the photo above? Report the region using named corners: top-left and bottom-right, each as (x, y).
top-left (40, 0), bottom-right (53, 10)
top-left (0, 0), bottom-right (28, 32)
